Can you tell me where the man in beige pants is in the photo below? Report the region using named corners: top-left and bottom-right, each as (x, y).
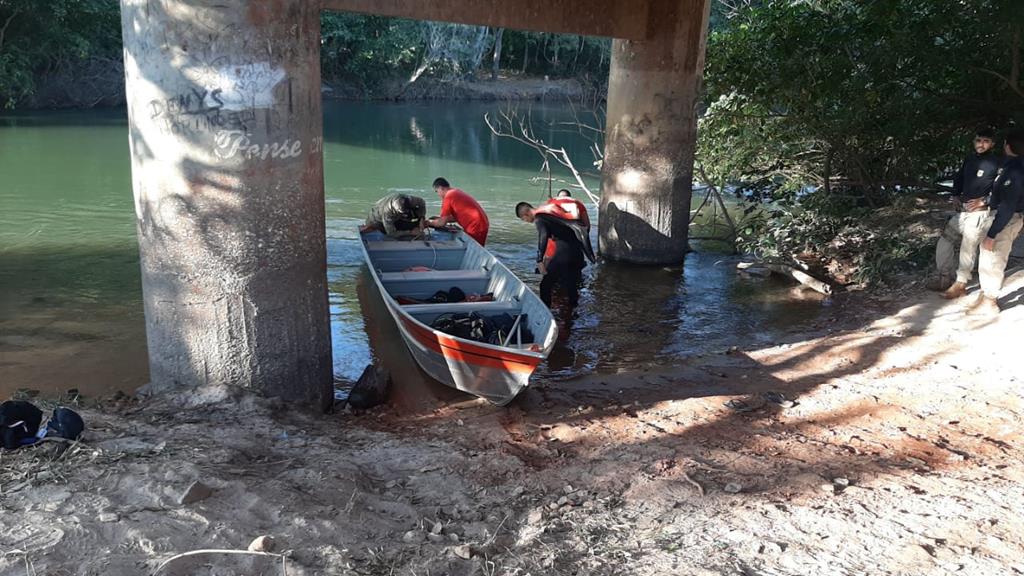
top-left (967, 129), bottom-right (1024, 316)
top-left (939, 128), bottom-right (1002, 297)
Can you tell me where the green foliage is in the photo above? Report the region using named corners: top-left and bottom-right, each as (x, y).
top-left (736, 190), bottom-right (935, 285)
top-left (1, 3), bottom-right (611, 106)
top-left (0, 0), bottom-right (122, 108)
top-left (318, 16), bottom-right (612, 90)
top-left (320, 13), bottom-right (423, 88)
top-left (703, 0), bottom-right (1023, 284)
top-left (496, 31), bottom-right (611, 80)
top-left (702, 0), bottom-right (1023, 201)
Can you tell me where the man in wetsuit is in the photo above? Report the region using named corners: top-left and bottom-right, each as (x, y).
top-left (540, 189), bottom-right (593, 269)
top-left (935, 128), bottom-right (1003, 297)
top-left (516, 201), bottom-right (595, 309)
top-left (967, 128), bottom-right (1024, 316)
top-left (362, 193), bottom-right (427, 237)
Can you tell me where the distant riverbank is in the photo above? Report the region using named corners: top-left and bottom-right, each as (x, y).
top-left (18, 70), bottom-right (594, 110)
top-left (325, 76), bottom-right (593, 102)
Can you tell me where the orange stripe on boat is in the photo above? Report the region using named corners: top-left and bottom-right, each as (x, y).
top-left (399, 316), bottom-right (539, 374)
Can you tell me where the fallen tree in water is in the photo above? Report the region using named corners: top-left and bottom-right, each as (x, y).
top-left (738, 261), bottom-right (832, 295)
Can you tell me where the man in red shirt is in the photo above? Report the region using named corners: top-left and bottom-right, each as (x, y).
top-left (426, 177), bottom-right (490, 246)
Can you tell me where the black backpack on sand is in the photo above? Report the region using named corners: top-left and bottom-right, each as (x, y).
top-left (0, 400), bottom-right (43, 449)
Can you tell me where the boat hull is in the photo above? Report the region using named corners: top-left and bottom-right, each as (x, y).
top-left (360, 230), bottom-right (556, 405)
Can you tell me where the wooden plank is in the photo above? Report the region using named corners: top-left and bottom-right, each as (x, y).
top-left (320, 0), bottom-right (652, 40)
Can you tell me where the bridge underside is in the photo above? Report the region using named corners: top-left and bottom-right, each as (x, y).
top-left (119, 0), bottom-right (710, 405)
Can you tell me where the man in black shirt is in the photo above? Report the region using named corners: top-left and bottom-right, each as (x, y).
top-left (936, 128), bottom-right (1003, 298)
top-left (516, 201), bottom-right (595, 310)
top-left (362, 193), bottom-right (427, 238)
top-left (968, 129), bottom-right (1024, 316)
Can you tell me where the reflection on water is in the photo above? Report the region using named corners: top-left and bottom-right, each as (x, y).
top-left (541, 248), bottom-right (830, 379)
top-left (1, 102), bottom-right (831, 399)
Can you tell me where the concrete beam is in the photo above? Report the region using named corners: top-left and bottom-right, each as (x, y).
top-left (598, 0), bottom-right (711, 264)
top-left (321, 0), bottom-right (652, 40)
top-left (120, 0), bottom-right (333, 409)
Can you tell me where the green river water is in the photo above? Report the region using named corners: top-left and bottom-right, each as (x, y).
top-left (0, 101), bottom-right (831, 399)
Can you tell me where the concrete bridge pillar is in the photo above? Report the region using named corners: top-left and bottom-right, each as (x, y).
top-left (598, 0), bottom-right (711, 264)
top-left (120, 0), bottom-right (332, 409)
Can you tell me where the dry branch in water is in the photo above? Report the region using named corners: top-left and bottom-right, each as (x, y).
top-left (484, 105), bottom-right (601, 208)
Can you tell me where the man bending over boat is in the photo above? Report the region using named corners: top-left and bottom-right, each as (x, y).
top-left (362, 193), bottom-right (427, 238)
top-left (426, 177), bottom-right (490, 246)
top-left (516, 201), bottom-right (595, 309)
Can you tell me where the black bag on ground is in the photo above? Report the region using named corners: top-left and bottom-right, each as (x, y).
top-left (46, 407), bottom-right (85, 441)
top-left (0, 400), bottom-right (43, 449)
top-left (347, 364), bottom-right (391, 410)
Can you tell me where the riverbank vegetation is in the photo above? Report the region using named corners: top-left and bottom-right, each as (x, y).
top-left (0, 2), bottom-right (610, 107)
top-left (2, 0), bottom-right (1020, 285)
top-left (700, 0), bottom-right (1023, 286)
top-left (0, 0), bottom-right (122, 108)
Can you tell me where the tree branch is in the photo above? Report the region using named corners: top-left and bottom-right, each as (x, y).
top-left (0, 9), bottom-right (20, 53)
top-left (973, 66), bottom-right (1024, 100)
top-left (485, 106), bottom-right (602, 207)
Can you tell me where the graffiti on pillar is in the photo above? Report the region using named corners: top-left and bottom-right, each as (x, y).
top-left (183, 62), bottom-right (285, 112)
top-left (213, 130), bottom-right (302, 161)
top-left (148, 62), bottom-right (285, 136)
top-left (148, 89), bottom-right (257, 135)
top-left (212, 132), bottom-right (326, 162)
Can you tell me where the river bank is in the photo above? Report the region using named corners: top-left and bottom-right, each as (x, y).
top-left (3, 266), bottom-right (1022, 576)
top-left (18, 74), bottom-right (591, 110)
top-left (324, 76), bottom-right (590, 102)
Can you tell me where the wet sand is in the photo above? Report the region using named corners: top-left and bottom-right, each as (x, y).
top-left (2, 266), bottom-right (1022, 576)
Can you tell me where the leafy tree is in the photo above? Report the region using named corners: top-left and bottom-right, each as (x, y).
top-left (0, 0), bottom-right (122, 108)
top-left (701, 0), bottom-right (1023, 202)
top-left (699, 0), bottom-right (1024, 284)
top-left (320, 13), bottom-right (423, 90)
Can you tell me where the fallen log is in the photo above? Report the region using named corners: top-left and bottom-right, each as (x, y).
top-left (763, 263), bottom-right (832, 295)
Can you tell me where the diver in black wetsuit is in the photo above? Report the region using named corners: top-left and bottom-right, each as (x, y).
top-left (515, 201), bottom-right (595, 309)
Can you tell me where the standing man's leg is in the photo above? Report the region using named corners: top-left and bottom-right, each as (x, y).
top-left (944, 211), bottom-right (988, 298)
top-left (539, 270), bottom-right (555, 307)
top-left (545, 252), bottom-right (572, 309)
top-left (563, 259), bottom-right (584, 309)
top-left (972, 214), bottom-right (1024, 315)
top-left (932, 215), bottom-right (961, 290)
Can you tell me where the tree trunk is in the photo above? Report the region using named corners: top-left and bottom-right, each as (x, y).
top-left (521, 36), bottom-right (529, 74)
top-left (492, 27), bottom-right (504, 81)
top-left (1011, 25), bottom-right (1020, 90)
top-left (823, 149), bottom-right (832, 196)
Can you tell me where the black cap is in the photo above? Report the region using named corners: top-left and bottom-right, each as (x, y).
top-left (976, 127), bottom-right (996, 139)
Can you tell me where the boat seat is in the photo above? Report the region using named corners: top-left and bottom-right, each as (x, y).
top-left (379, 269), bottom-right (489, 283)
top-left (365, 240), bottom-right (464, 252)
top-left (402, 301), bottom-right (521, 316)
top-left (403, 301), bottom-right (524, 317)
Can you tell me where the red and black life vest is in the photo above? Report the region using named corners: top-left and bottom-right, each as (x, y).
top-left (537, 199), bottom-right (595, 263)
top-left (537, 198), bottom-right (587, 222)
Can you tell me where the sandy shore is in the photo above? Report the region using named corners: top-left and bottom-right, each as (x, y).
top-left (1, 267), bottom-right (1022, 576)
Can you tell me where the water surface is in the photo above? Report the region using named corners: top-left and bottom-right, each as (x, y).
top-left (0, 101), bottom-right (829, 399)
